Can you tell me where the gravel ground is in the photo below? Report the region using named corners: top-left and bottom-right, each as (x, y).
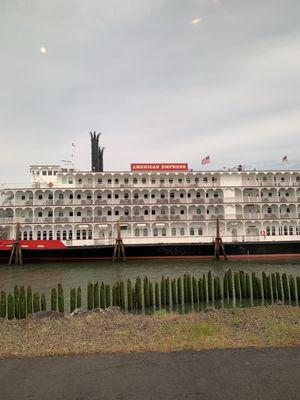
top-left (0, 305), bottom-right (299, 358)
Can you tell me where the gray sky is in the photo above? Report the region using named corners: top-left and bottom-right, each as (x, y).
top-left (0, 0), bottom-right (300, 182)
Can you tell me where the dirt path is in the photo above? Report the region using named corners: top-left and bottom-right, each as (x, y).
top-left (0, 347), bottom-right (300, 400)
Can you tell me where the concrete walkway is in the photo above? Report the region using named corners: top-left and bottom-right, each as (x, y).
top-left (0, 347), bottom-right (299, 400)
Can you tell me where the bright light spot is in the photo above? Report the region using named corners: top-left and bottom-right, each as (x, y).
top-left (40, 47), bottom-right (47, 54)
top-left (191, 18), bottom-right (202, 25)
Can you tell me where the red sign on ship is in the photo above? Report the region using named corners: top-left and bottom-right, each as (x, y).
top-left (131, 163), bottom-right (189, 171)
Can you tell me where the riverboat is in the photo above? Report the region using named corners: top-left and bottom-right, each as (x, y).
top-left (1, 134), bottom-right (300, 262)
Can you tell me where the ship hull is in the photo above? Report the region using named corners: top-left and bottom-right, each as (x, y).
top-left (1, 241), bottom-right (300, 263)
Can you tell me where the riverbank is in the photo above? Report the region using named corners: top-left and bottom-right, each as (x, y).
top-left (0, 305), bottom-right (299, 358)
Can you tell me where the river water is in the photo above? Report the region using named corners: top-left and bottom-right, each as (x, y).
top-left (1, 259), bottom-right (300, 296)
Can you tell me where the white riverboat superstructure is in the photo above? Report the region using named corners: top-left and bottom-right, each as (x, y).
top-left (1, 164), bottom-right (300, 248)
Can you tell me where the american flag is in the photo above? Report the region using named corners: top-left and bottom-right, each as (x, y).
top-left (201, 155), bottom-right (210, 165)
top-left (282, 155), bottom-right (288, 163)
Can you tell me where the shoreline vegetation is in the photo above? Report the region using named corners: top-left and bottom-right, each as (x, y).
top-left (0, 305), bottom-right (299, 358)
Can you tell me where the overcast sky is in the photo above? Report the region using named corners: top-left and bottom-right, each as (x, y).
top-left (0, 0), bottom-right (300, 182)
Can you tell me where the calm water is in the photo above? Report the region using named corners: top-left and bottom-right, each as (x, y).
top-left (1, 259), bottom-right (300, 295)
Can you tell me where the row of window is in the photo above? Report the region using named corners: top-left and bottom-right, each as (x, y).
top-left (62, 176), bottom-right (219, 185)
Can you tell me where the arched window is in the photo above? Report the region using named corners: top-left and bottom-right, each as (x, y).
top-left (283, 226), bottom-right (288, 235)
top-left (180, 227), bottom-right (185, 236)
top-left (107, 210), bottom-right (112, 216)
top-left (143, 228), bottom-right (148, 237)
top-left (62, 230), bottom-right (67, 240)
top-left (23, 231), bottom-right (28, 240)
top-left (196, 192), bottom-right (201, 198)
top-left (57, 231), bottom-right (61, 240)
top-left (42, 231), bottom-right (47, 240)
top-left (37, 231), bottom-right (41, 240)
top-left (68, 230), bottom-right (73, 240)
top-left (198, 227), bottom-right (203, 236)
top-left (190, 227), bottom-right (195, 236)
top-left (172, 227), bottom-right (176, 236)
top-left (76, 230), bottom-right (80, 240)
top-left (134, 193), bottom-right (139, 199)
top-left (124, 193), bottom-right (129, 199)
top-left (144, 209), bottom-right (149, 215)
top-left (196, 208), bottom-right (201, 215)
top-left (135, 229), bottom-right (140, 237)
top-left (38, 211), bottom-right (42, 217)
top-left (58, 193), bottom-right (64, 199)
top-left (134, 208), bottom-right (139, 216)
top-left (82, 230), bottom-right (87, 240)
top-left (160, 193), bottom-right (165, 199)
top-left (153, 228), bottom-right (158, 237)
top-left (286, 208), bottom-right (290, 214)
top-left (88, 230), bottom-right (92, 239)
top-left (162, 228), bottom-right (166, 236)
top-left (271, 226), bottom-right (276, 235)
top-left (77, 194), bottom-right (81, 199)
top-left (267, 207), bottom-right (272, 214)
top-left (266, 226), bottom-right (271, 236)
top-left (289, 226), bottom-right (293, 235)
top-left (49, 231), bottom-right (53, 240)
top-left (170, 192), bottom-right (175, 199)
top-left (180, 193), bottom-right (184, 198)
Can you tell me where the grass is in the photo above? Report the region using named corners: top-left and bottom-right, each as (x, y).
top-left (0, 305), bottom-right (299, 358)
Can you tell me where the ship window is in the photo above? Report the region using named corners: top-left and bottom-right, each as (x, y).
top-left (267, 207), bottom-right (272, 214)
top-left (144, 193), bottom-right (148, 199)
top-left (87, 194), bottom-right (92, 199)
top-left (42, 171), bottom-right (47, 176)
top-left (180, 227), bottom-right (185, 236)
top-left (37, 231), bottom-right (41, 240)
top-left (188, 193), bottom-right (191, 198)
top-left (115, 211), bottom-right (119, 216)
top-left (21, 195), bottom-right (25, 200)
top-left (76, 230), bottom-right (80, 240)
top-left (198, 228), bottom-right (203, 235)
top-left (297, 226), bottom-right (300, 235)
top-left (76, 211), bottom-right (81, 216)
top-left (190, 227), bottom-right (194, 236)
top-left (82, 230), bottom-right (87, 240)
top-left (114, 194), bottom-right (119, 199)
top-left (29, 231), bottom-right (33, 240)
top-left (160, 179), bottom-right (164, 184)
top-left (115, 179), bottom-right (119, 184)
top-left (170, 209), bottom-right (175, 215)
top-left (214, 193), bottom-right (219, 198)
top-left (268, 192), bottom-right (272, 197)
top-left (62, 230), bottom-right (67, 240)
top-left (125, 210), bottom-right (129, 216)
top-left (48, 171), bottom-right (52, 176)
top-left (207, 210), bottom-right (209, 214)
top-left (151, 179), bottom-right (156, 184)
top-left (134, 209), bottom-right (139, 216)
top-left (206, 193), bottom-right (209, 198)
top-left (172, 228), bottom-right (176, 236)
top-left (68, 230), bottom-right (72, 240)
top-left (144, 210), bottom-right (149, 215)
top-left (77, 194), bottom-right (81, 199)
top-left (186, 178), bottom-right (190, 184)
top-left (134, 193), bottom-right (139, 199)
top-left (283, 226), bottom-right (288, 235)
top-left (180, 210), bottom-right (184, 215)
top-left (170, 192), bottom-right (175, 199)
top-left (162, 228), bottom-right (166, 236)
top-left (97, 178), bottom-right (102, 184)
top-left (195, 177), bottom-right (199, 183)
top-left (287, 208), bottom-right (290, 213)
top-left (49, 194), bottom-right (53, 199)
top-left (289, 226), bottom-right (293, 235)
top-left (69, 194), bottom-right (73, 199)
top-left (48, 211), bottom-right (53, 217)
top-left (69, 211), bottom-right (73, 217)
top-left (38, 211), bottom-right (42, 217)
top-left (107, 194), bottom-right (112, 199)
top-left (124, 178), bottom-right (128, 184)
top-left (23, 231), bottom-right (28, 240)
top-left (266, 226), bottom-right (271, 236)
top-left (133, 178), bottom-right (137, 184)
top-left (38, 195), bottom-right (42, 200)
top-left (78, 179), bottom-right (82, 184)
top-left (272, 226), bottom-right (276, 235)
top-left (212, 177), bottom-right (216, 182)
top-left (296, 177), bottom-right (300, 182)
top-left (160, 193), bottom-right (165, 199)
top-left (151, 210), bottom-right (155, 215)
top-left (59, 193), bottom-right (64, 199)
top-left (135, 229), bottom-right (139, 237)
top-left (197, 208), bottom-right (201, 214)
top-left (169, 179), bottom-right (173, 184)
top-left (97, 210), bottom-right (102, 216)
top-left (203, 177), bottom-right (208, 183)
top-left (107, 179), bottom-right (112, 184)
top-left (153, 228), bottom-right (158, 236)
top-left (151, 194), bottom-right (155, 199)
top-left (142, 178), bottom-right (146, 184)
top-left (143, 228), bottom-right (148, 237)
top-left (180, 193), bottom-right (184, 198)
top-left (88, 230), bottom-right (92, 239)
top-left (178, 179), bottom-right (182, 184)
top-left (107, 210), bottom-right (112, 216)
top-left (286, 192), bottom-right (289, 197)
top-left (68, 179), bottom-right (73, 184)
top-left (161, 208), bottom-right (166, 215)
top-left (57, 231), bottom-right (61, 240)
top-left (58, 211), bottom-right (63, 217)
top-left (281, 177), bottom-right (285, 182)
top-left (97, 194), bottom-right (102, 199)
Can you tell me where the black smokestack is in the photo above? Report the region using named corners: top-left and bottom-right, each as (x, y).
top-left (90, 131), bottom-right (104, 172)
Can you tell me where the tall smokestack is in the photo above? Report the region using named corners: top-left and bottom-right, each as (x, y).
top-left (90, 131), bottom-right (104, 172)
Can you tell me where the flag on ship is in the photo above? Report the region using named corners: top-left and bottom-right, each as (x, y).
top-left (282, 155), bottom-right (288, 163)
top-left (201, 155), bottom-right (210, 165)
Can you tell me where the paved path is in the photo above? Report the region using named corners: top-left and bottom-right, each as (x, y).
top-left (0, 348), bottom-right (299, 400)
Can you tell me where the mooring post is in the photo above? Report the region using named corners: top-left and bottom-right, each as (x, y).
top-left (213, 218), bottom-right (227, 261)
top-left (8, 222), bottom-right (23, 266)
top-left (113, 220), bottom-right (126, 262)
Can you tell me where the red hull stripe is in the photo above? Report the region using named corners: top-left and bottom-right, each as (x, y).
top-left (0, 240), bottom-right (65, 250)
